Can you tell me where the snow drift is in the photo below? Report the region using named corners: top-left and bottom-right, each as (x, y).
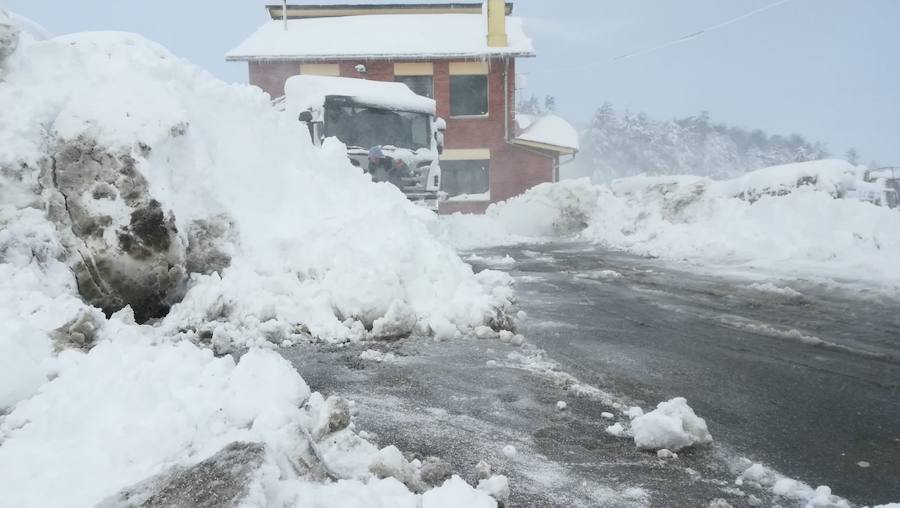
top-left (0, 18), bottom-right (510, 507)
top-left (440, 160), bottom-right (900, 288)
top-left (0, 28), bottom-right (513, 343)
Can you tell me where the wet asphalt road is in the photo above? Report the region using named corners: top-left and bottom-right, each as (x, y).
top-left (284, 242), bottom-right (900, 507)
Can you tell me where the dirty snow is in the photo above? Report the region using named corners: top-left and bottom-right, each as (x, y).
top-left (0, 20), bottom-right (506, 507)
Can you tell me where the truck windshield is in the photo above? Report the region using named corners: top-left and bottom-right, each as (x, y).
top-left (324, 104), bottom-right (431, 150)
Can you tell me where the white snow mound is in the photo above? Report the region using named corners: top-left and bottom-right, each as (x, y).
top-left (631, 397), bottom-right (712, 451)
top-left (0, 25), bottom-right (505, 508)
top-left (0, 29), bottom-right (513, 346)
top-left (440, 160), bottom-right (900, 288)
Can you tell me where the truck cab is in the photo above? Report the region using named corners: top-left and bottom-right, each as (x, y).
top-left (282, 75), bottom-right (444, 209)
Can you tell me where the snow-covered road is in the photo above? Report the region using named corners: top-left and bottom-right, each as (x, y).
top-left (282, 242), bottom-right (900, 506)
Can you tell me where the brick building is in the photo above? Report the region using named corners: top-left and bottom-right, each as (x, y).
top-left (227, 1), bottom-right (578, 213)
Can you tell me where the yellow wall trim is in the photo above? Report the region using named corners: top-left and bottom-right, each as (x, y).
top-left (299, 63), bottom-right (340, 76)
top-left (449, 61), bottom-right (490, 75)
top-left (441, 148), bottom-right (491, 161)
top-left (512, 139), bottom-right (577, 156)
top-left (394, 62), bottom-right (434, 76)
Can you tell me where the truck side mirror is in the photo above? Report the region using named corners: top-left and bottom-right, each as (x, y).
top-left (298, 111), bottom-right (313, 123)
top-left (435, 117), bottom-right (446, 155)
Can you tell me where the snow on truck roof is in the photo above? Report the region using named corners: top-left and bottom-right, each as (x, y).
top-left (284, 75), bottom-right (436, 114)
top-left (226, 13), bottom-right (534, 61)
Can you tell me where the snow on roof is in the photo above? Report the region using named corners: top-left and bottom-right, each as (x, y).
top-left (226, 13), bottom-right (534, 61)
top-left (515, 114), bottom-right (579, 153)
top-left (284, 74), bottom-right (436, 114)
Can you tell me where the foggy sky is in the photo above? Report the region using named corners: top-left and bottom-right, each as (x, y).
top-left (5, 0), bottom-right (898, 164)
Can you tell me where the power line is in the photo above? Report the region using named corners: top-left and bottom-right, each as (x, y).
top-left (614, 0), bottom-right (796, 61)
top-left (523, 0), bottom-right (798, 76)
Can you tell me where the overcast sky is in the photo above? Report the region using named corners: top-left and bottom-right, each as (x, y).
top-left (6, 0), bottom-right (898, 164)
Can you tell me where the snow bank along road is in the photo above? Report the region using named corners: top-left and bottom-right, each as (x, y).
top-left (283, 242), bottom-right (900, 507)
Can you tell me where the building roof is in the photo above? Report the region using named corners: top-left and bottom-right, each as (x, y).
top-left (514, 114), bottom-right (580, 155)
top-left (283, 75), bottom-right (436, 114)
top-left (264, 3), bottom-right (513, 19)
top-left (226, 13), bottom-right (534, 61)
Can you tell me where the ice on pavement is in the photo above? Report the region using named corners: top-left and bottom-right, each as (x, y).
top-left (630, 397), bottom-right (713, 451)
top-left (737, 460), bottom-right (861, 508)
top-left (437, 160), bottom-right (900, 289)
top-left (0, 19), bottom-right (509, 507)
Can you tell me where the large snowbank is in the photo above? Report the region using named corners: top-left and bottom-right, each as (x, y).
top-left (0, 28), bottom-right (512, 345)
top-left (0, 19), bottom-right (508, 507)
top-left (439, 161), bottom-right (900, 287)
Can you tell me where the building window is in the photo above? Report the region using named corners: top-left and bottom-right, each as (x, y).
top-left (442, 159), bottom-right (490, 197)
top-left (450, 75), bottom-right (489, 117)
top-left (395, 75), bottom-right (434, 98)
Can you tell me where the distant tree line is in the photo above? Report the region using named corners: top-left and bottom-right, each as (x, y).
top-left (576, 102), bottom-right (847, 181)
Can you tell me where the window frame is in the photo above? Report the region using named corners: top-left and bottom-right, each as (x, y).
top-left (440, 158), bottom-right (491, 198)
top-left (394, 75), bottom-right (434, 99)
top-left (449, 74), bottom-right (490, 119)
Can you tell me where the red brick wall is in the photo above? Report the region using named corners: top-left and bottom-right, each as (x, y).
top-left (245, 58), bottom-right (557, 214)
top-left (248, 61), bottom-right (299, 98)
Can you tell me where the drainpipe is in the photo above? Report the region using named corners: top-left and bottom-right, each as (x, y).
top-left (282, 0), bottom-right (287, 30)
top-left (503, 58), bottom-right (509, 141)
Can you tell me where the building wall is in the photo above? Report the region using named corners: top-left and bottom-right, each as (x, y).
top-left (246, 57), bottom-right (557, 214)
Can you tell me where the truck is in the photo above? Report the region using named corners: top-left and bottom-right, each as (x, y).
top-left (858, 167), bottom-right (900, 209)
top-left (280, 75), bottom-right (445, 209)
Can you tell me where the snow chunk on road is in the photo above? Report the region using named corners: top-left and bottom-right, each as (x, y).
top-left (737, 461), bottom-right (853, 508)
top-left (501, 445), bottom-right (517, 458)
top-left (423, 476), bottom-right (497, 508)
top-left (477, 474), bottom-right (510, 505)
top-left (631, 397), bottom-right (712, 451)
top-left (605, 423), bottom-right (626, 437)
top-left (360, 349), bottom-right (397, 363)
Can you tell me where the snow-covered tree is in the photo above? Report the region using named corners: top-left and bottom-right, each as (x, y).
top-left (581, 102), bottom-right (833, 181)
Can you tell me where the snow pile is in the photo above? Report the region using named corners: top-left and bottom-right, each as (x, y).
top-left (441, 160), bottom-right (900, 287)
top-left (630, 397), bottom-right (712, 451)
top-left (0, 20), bottom-right (508, 507)
top-left (0, 330), bottom-right (500, 507)
top-left (435, 179), bottom-right (602, 248)
top-left (0, 28), bottom-right (513, 345)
